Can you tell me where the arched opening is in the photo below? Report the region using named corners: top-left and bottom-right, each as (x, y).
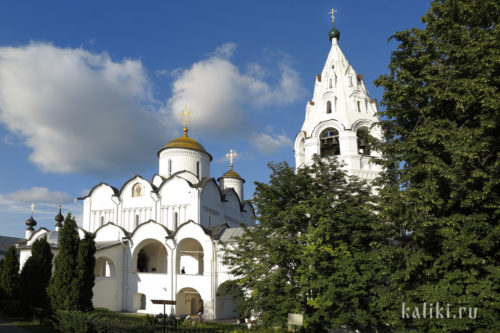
top-left (216, 281), bottom-right (241, 320)
top-left (320, 128), bottom-right (340, 157)
top-left (357, 127), bottom-right (371, 156)
top-left (326, 101), bottom-right (332, 114)
top-left (133, 239), bottom-right (167, 273)
top-left (94, 257), bottom-right (115, 278)
top-left (133, 293), bottom-right (146, 311)
top-left (177, 238), bottom-right (204, 275)
top-left (176, 288), bottom-right (203, 316)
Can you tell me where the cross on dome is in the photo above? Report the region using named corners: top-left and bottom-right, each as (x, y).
top-left (328, 8), bottom-right (338, 25)
top-left (181, 105), bottom-right (193, 133)
top-left (226, 149), bottom-right (237, 169)
top-left (30, 202), bottom-right (35, 216)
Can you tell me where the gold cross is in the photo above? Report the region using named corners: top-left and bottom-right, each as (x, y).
top-left (181, 105), bottom-right (193, 131)
top-left (328, 8), bottom-right (338, 25)
top-left (226, 149), bottom-right (237, 168)
top-left (30, 203), bottom-right (35, 215)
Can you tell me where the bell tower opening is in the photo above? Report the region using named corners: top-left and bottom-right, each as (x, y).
top-left (320, 128), bottom-right (340, 157)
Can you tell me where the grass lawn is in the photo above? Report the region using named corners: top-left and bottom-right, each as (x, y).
top-left (0, 311), bottom-right (57, 333)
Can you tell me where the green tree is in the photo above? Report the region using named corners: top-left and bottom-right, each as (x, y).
top-left (0, 258), bottom-right (4, 298)
top-left (72, 232), bottom-right (96, 312)
top-left (0, 245), bottom-right (19, 300)
top-left (374, 0), bottom-right (500, 331)
top-left (224, 157), bottom-right (385, 331)
top-left (48, 213), bottom-right (81, 310)
top-left (20, 236), bottom-right (53, 309)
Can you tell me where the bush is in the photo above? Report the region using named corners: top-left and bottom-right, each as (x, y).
top-left (52, 310), bottom-right (89, 333)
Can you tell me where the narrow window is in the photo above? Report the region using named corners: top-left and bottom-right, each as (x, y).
top-left (100, 216), bottom-right (104, 227)
top-left (329, 79), bottom-right (332, 89)
top-left (334, 73), bottom-right (337, 87)
top-left (135, 214), bottom-right (139, 229)
top-left (168, 159), bottom-right (172, 176)
top-left (349, 76), bottom-right (353, 87)
top-left (196, 161), bottom-right (200, 179)
top-left (326, 101), bottom-right (332, 114)
top-left (174, 212), bottom-right (178, 226)
top-left (357, 101), bottom-right (361, 112)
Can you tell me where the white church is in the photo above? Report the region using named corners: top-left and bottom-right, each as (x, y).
top-left (17, 14), bottom-right (382, 320)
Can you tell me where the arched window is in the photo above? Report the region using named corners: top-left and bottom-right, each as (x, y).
top-left (326, 101), bottom-right (332, 114)
top-left (196, 161), bottom-right (200, 179)
top-left (357, 127), bottom-right (371, 156)
top-left (168, 159), bottom-right (172, 176)
top-left (132, 183), bottom-right (143, 197)
top-left (320, 128), bottom-right (340, 156)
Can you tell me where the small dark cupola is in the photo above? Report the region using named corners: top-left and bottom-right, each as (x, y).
top-left (55, 202), bottom-right (64, 231)
top-left (25, 203), bottom-right (37, 239)
top-left (328, 8), bottom-right (340, 41)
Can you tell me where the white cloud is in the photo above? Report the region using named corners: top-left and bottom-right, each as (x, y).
top-left (210, 43), bottom-right (237, 59)
top-left (164, 44), bottom-right (305, 137)
top-left (0, 42), bottom-right (170, 175)
top-left (2, 186), bottom-right (72, 203)
top-left (251, 133), bottom-right (292, 155)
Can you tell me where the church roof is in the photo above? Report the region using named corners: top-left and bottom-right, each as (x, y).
top-left (219, 167), bottom-right (245, 182)
top-left (157, 128), bottom-right (213, 161)
top-left (219, 227), bottom-right (246, 243)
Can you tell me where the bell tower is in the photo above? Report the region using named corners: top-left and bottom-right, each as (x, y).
top-left (294, 9), bottom-right (382, 181)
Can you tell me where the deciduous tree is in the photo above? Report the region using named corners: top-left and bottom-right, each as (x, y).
top-left (224, 157), bottom-right (385, 331)
top-left (375, 0), bottom-right (500, 331)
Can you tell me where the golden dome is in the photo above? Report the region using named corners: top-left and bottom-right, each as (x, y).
top-left (158, 128), bottom-right (212, 160)
top-left (220, 167), bottom-right (244, 181)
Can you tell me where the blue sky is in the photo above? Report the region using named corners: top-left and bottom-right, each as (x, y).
top-left (0, 1), bottom-right (430, 237)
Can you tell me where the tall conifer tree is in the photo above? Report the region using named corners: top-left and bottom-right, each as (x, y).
top-left (20, 236), bottom-right (53, 309)
top-left (72, 232), bottom-right (96, 312)
top-left (47, 213), bottom-right (80, 310)
top-left (0, 245), bottom-right (19, 300)
top-left (375, 0), bottom-right (500, 331)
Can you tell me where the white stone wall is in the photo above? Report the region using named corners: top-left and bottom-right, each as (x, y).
top-left (159, 148), bottom-right (210, 180)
